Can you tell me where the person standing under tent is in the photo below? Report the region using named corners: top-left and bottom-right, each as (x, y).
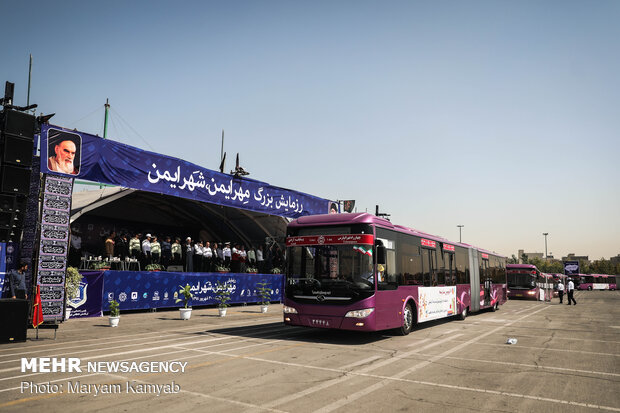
top-left (161, 236), bottom-right (172, 268)
top-left (256, 245), bottom-right (264, 273)
top-left (193, 241), bottom-right (203, 272)
top-left (150, 236), bottom-right (161, 264)
top-left (142, 234), bottom-right (152, 267)
top-left (203, 242), bottom-right (213, 272)
top-left (105, 232), bottom-right (116, 260)
top-left (171, 238), bottom-right (181, 265)
top-left (223, 242), bottom-right (232, 268)
top-left (184, 237), bottom-right (194, 272)
top-left (247, 247), bottom-right (256, 267)
top-left (129, 233), bottom-right (141, 260)
top-left (69, 230), bottom-right (82, 268)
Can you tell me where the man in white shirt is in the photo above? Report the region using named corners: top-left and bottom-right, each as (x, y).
top-left (256, 245), bottom-right (264, 273)
top-left (566, 279), bottom-right (577, 305)
top-left (142, 234), bottom-right (152, 266)
top-left (223, 243), bottom-right (232, 267)
top-left (194, 241), bottom-right (203, 272)
top-left (203, 242), bottom-right (213, 272)
top-left (557, 280), bottom-right (564, 304)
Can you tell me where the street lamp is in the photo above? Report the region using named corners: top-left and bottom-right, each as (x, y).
top-left (543, 233), bottom-right (549, 259)
top-left (457, 225), bottom-right (464, 243)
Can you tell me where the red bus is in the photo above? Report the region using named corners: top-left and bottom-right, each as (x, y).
top-left (506, 264), bottom-right (547, 300)
top-left (283, 213), bottom-right (507, 335)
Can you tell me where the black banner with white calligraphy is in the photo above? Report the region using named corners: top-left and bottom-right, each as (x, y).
top-left (37, 174), bottom-right (74, 322)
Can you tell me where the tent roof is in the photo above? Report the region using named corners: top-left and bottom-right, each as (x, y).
top-left (71, 187), bottom-right (289, 247)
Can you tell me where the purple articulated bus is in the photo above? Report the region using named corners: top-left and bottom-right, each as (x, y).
top-left (282, 213), bottom-right (507, 335)
top-left (578, 274), bottom-right (617, 291)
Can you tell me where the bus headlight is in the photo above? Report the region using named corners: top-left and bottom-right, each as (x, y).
top-left (345, 308), bottom-right (375, 318)
top-left (527, 291), bottom-right (536, 295)
top-left (283, 306), bottom-right (298, 314)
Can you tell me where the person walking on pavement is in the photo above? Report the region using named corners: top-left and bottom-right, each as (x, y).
top-left (566, 278), bottom-right (577, 305)
top-left (557, 279), bottom-right (564, 304)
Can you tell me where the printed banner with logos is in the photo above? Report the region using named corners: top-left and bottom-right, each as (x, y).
top-left (67, 271), bottom-right (104, 318)
top-left (563, 261), bottom-right (580, 276)
top-left (103, 271), bottom-right (283, 311)
top-left (417, 286), bottom-right (457, 322)
top-left (40, 124), bottom-right (333, 218)
top-left (37, 174), bottom-right (74, 322)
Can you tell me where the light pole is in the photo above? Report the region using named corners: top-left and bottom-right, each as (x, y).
top-left (457, 225), bottom-right (464, 243)
top-left (543, 232), bottom-right (548, 259)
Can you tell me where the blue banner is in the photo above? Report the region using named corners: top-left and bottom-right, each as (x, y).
top-left (68, 271), bottom-right (104, 318)
top-left (40, 124), bottom-right (332, 218)
top-left (102, 271), bottom-right (283, 311)
top-left (564, 261), bottom-right (580, 276)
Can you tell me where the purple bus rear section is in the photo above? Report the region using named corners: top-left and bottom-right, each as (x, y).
top-left (578, 274), bottom-right (617, 290)
top-left (283, 213), bottom-right (507, 333)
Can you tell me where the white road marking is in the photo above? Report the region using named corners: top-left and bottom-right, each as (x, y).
top-left (244, 334), bottom-right (463, 412)
top-left (311, 305), bottom-right (551, 413)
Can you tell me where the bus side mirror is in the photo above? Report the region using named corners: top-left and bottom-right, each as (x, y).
top-left (377, 245), bottom-right (386, 265)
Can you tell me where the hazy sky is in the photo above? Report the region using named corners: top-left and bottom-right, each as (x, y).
top-left (3, 1), bottom-right (619, 260)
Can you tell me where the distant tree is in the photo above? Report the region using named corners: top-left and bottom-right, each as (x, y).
top-left (508, 255), bottom-right (519, 264)
top-left (592, 258), bottom-right (613, 275)
top-left (547, 261), bottom-right (564, 274)
top-left (520, 253), bottom-right (529, 264)
top-left (529, 257), bottom-right (543, 269)
top-left (579, 259), bottom-right (592, 274)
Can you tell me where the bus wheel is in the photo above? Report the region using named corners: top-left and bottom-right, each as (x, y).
top-left (399, 303), bottom-right (414, 335)
top-left (458, 306), bottom-right (468, 320)
top-left (588, 286), bottom-right (592, 291)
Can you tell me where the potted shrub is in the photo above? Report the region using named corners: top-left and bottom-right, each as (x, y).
top-left (175, 284), bottom-right (193, 320)
top-left (216, 265), bottom-right (230, 273)
top-left (214, 281), bottom-right (231, 316)
top-left (108, 300), bottom-right (120, 327)
top-left (271, 267), bottom-right (281, 274)
top-left (90, 261), bottom-right (109, 270)
top-left (65, 267), bottom-right (83, 320)
top-left (245, 266), bottom-right (258, 274)
top-left (145, 263), bottom-right (163, 271)
top-left (256, 279), bottom-right (273, 313)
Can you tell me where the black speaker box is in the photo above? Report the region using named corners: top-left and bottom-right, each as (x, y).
top-left (1, 110), bottom-right (35, 139)
top-left (0, 194), bottom-right (15, 212)
top-left (0, 299), bottom-right (29, 342)
top-left (0, 211), bottom-right (11, 227)
top-left (1, 134), bottom-right (34, 166)
top-left (0, 165), bottom-right (31, 195)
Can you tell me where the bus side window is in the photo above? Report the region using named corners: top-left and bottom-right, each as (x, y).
top-left (422, 248), bottom-right (431, 287)
top-left (437, 249), bottom-right (445, 285)
top-left (445, 253), bottom-right (455, 285)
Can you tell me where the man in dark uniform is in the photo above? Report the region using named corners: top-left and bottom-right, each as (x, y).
top-left (9, 262), bottom-right (28, 300)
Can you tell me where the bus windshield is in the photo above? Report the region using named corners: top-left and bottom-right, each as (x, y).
top-left (507, 273), bottom-right (537, 289)
top-left (286, 243), bottom-right (375, 303)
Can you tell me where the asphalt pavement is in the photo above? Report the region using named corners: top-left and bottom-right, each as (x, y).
top-left (0, 290), bottom-right (618, 413)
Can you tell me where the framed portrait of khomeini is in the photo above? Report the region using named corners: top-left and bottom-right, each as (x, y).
top-left (46, 129), bottom-right (82, 176)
